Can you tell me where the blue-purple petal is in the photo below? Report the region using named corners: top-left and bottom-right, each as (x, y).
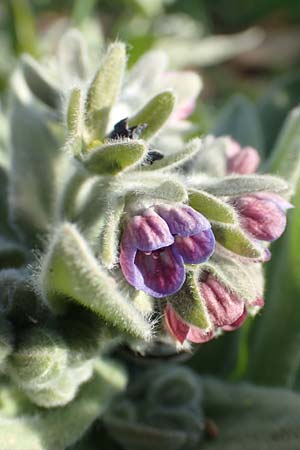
top-left (173, 228), bottom-right (215, 264)
top-left (126, 210), bottom-right (174, 251)
top-left (119, 233), bottom-right (145, 291)
top-left (120, 229), bottom-right (185, 297)
top-left (134, 246), bottom-right (185, 298)
top-left (154, 204), bottom-right (210, 237)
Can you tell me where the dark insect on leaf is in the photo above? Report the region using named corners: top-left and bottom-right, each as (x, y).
top-left (109, 118), bottom-right (148, 140)
top-left (143, 150), bottom-right (164, 165)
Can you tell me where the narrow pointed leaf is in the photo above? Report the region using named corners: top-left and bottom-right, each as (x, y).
top-left (84, 140), bottom-right (147, 175)
top-left (212, 222), bottom-right (264, 259)
top-left (267, 107), bottom-right (300, 188)
top-left (39, 223), bottom-right (152, 340)
top-left (67, 88), bottom-right (83, 136)
top-left (128, 91), bottom-right (176, 140)
top-left (99, 198), bottom-right (125, 269)
top-left (142, 138), bottom-right (201, 171)
top-left (21, 54), bottom-right (61, 109)
top-left (9, 86), bottom-right (63, 244)
top-left (59, 172), bottom-right (108, 242)
top-left (247, 184), bottom-right (300, 386)
top-left (189, 189), bottom-right (237, 224)
top-left (168, 271), bottom-right (212, 330)
top-left (85, 43), bottom-right (126, 141)
top-left (195, 174), bottom-right (289, 197)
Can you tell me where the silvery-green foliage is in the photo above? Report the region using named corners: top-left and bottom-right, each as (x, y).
top-left (0, 25), bottom-right (296, 450)
top-left (104, 364), bottom-right (204, 450)
top-left (202, 377), bottom-right (300, 450)
top-left (0, 360), bottom-right (126, 450)
top-left (155, 27), bottom-right (264, 68)
top-left (246, 108), bottom-right (300, 387)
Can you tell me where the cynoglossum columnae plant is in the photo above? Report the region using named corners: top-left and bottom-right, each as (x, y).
top-left (0, 27), bottom-right (295, 450)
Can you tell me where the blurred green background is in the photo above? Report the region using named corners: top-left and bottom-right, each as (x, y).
top-left (1, 0), bottom-right (300, 389)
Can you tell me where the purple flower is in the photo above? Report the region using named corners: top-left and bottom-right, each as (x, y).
top-left (233, 192), bottom-right (293, 242)
top-left (119, 205), bottom-right (215, 298)
top-left (165, 275), bottom-right (264, 344)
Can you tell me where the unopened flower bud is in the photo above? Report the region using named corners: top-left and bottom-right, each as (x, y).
top-left (227, 138), bottom-right (260, 174)
top-left (165, 275), bottom-right (264, 344)
top-left (233, 192), bottom-right (292, 242)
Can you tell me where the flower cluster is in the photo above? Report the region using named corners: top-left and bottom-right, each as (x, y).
top-left (119, 137), bottom-right (291, 345)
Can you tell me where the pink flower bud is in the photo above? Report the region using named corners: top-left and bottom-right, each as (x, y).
top-left (226, 138), bottom-right (260, 174)
top-left (165, 275), bottom-right (262, 344)
top-left (233, 193), bottom-right (292, 242)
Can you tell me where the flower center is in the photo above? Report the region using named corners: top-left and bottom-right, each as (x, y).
top-left (144, 248), bottom-right (166, 259)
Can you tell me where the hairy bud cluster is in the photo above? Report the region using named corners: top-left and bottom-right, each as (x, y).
top-left (0, 26), bottom-right (295, 450)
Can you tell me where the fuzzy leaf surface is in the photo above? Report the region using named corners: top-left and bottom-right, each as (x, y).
top-left (85, 43), bottom-right (126, 141)
top-left (21, 55), bottom-right (61, 109)
top-left (168, 271), bottom-right (212, 330)
top-left (195, 175), bottom-right (289, 197)
top-left (0, 360), bottom-right (126, 450)
top-left (267, 107), bottom-right (300, 188)
top-left (203, 378), bottom-right (300, 450)
top-left (129, 91), bottom-right (175, 140)
top-left (189, 190), bottom-right (237, 224)
top-left (40, 223), bottom-right (152, 340)
top-left (84, 140), bottom-right (147, 175)
top-left (9, 85), bottom-right (65, 245)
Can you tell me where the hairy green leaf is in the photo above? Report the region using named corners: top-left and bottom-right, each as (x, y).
top-left (21, 55), bottom-right (61, 109)
top-left (168, 271), bottom-right (212, 330)
top-left (267, 107), bottom-right (300, 188)
top-left (203, 378), bottom-right (300, 450)
top-left (195, 174), bottom-right (289, 197)
top-left (212, 222), bottom-right (264, 259)
top-left (129, 91), bottom-right (175, 140)
top-left (0, 359), bottom-right (126, 450)
top-left (189, 189), bottom-right (237, 224)
top-left (39, 223), bottom-right (152, 341)
top-left (85, 43), bottom-right (126, 141)
top-left (84, 140), bottom-right (147, 175)
top-left (142, 139), bottom-right (201, 171)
